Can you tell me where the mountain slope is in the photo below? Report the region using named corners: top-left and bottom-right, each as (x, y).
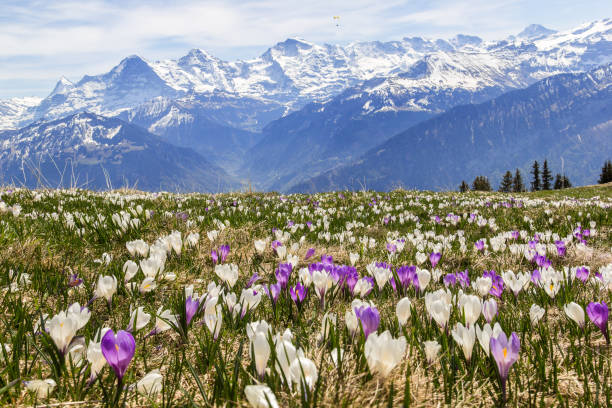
top-left (290, 64), bottom-right (612, 192)
top-left (0, 113), bottom-right (236, 192)
top-left (242, 19), bottom-right (612, 190)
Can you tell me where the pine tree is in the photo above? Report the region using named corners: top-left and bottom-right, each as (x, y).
top-left (530, 161), bottom-right (541, 191)
top-left (499, 171), bottom-right (513, 192)
top-left (512, 169), bottom-right (525, 192)
top-left (459, 181), bottom-right (470, 192)
top-left (562, 175), bottom-right (572, 189)
top-left (541, 160), bottom-right (552, 190)
top-left (599, 160), bottom-right (612, 184)
top-left (472, 176), bottom-right (491, 191)
top-left (554, 174), bottom-right (572, 189)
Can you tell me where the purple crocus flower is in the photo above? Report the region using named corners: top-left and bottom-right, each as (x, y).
top-left (396, 265), bottom-right (417, 289)
top-left (575, 266), bottom-right (589, 283)
top-left (68, 273), bottom-right (83, 288)
top-left (354, 306), bottom-right (380, 339)
top-left (555, 240), bottom-right (566, 257)
top-left (345, 268), bottom-right (359, 294)
top-left (101, 330), bottom-right (136, 381)
top-left (475, 240), bottom-right (485, 251)
top-left (490, 332), bottom-right (520, 402)
top-left (321, 254), bottom-right (333, 266)
top-left (290, 282), bottom-right (307, 305)
top-left (275, 263), bottom-right (292, 289)
top-left (305, 248), bottom-right (315, 260)
top-left (443, 273), bottom-right (457, 287)
top-left (266, 283), bottom-right (281, 305)
top-left (219, 245), bottom-right (230, 263)
top-left (429, 252), bottom-right (441, 268)
top-left (511, 230), bottom-right (519, 240)
top-left (246, 272), bottom-right (260, 288)
top-left (483, 270), bottom-right (504, 298)
top-left (185, 296), bottom-right (200, 325)
top-left (586, 302), bottom-right (609, 344)
top-left (271, 240), bottom-right (282, 250)
top-left (531, 269), bottom-right (542, 285)
top-left (456, 269), bottom-right (470, 288)
top-left (211, 249), bottom-right (219, 265)
top-left (387, 243), bottom-right (397, 253)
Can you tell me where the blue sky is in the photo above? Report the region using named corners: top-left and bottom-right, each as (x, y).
top-left (1, 0), bottom-right (611, 98)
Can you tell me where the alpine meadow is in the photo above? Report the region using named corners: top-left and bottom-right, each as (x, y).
top-left (0, 1), bottom-right (611, 407)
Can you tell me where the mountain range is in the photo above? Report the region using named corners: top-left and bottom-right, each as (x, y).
top-left (0, 19), bottom-right (610, 192)
top-left (0, 113), bottom-right (235, 192)
top-left (290, 64), bottom-right (612, 192)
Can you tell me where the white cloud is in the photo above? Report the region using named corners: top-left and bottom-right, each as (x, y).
top-left (0, 0), bottom-right (610, 98)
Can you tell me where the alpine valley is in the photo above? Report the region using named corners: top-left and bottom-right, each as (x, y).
top-left (1, 19), bottom-right (611, 192)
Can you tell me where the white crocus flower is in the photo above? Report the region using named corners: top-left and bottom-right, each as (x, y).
top-left (123, 260), bottom-right (139, 282)
top-left (252, 331), bottom-right (271, 378)
top-left (364, 330), bottom-right (406, 377)
top-left (24, 379), bottom-right (56, 398)
top-left (530, 304), bottom-right (545, 325)
top-left (215, 264), bottom-right (239, 288)
top-left (47, 311), bottom-right (78, 352)
top-left (451, 322), bottom-right (476, 362)
top-left (423, 340), bottom-right (441, 364)
top-left (396, 297), bottom-right (412, 326)
top-left (128, 306), bottom-right (151, 332)
top-left (244, 384), bottom-right (279, 408)
top-left (137, 369), bottom-right (163, 396)
top-left (95, 275), bottom-right (117, 303)
top-left (564, 302), bottom-right (585, 328)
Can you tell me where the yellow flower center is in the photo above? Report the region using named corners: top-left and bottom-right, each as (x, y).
top-left (60, 322), bottom-right (64, 327)
top-left (115, 344), bottom-right (119, 351)
top-left (550, 283), bottom-right (554, 291)
top-left (503, 348), bottom-right (507, 358)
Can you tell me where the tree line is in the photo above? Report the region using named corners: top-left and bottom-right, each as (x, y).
top-left (458, 158), bottom-right (611, 192)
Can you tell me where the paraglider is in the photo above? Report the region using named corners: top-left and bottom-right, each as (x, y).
top-left (333, 16), bottom-right (340, 29)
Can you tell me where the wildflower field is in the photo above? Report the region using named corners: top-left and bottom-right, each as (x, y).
top-left (0, 185), bottom-right (611, 407)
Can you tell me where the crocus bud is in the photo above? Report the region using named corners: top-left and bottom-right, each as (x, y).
top-left (564, 302), bottom-right (585, 328)
top-left (137, 369), bottom-right (163, 396)
top-left (396, 297), bottom-right (412, 326)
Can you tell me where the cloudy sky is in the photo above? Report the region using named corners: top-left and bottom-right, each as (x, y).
top-left (1, 0), bottom-right (610, 98)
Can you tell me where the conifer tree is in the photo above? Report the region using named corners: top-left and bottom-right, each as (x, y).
top-left (459, 181), bottom-right (470, 192)
top-left (472, 176), bottom-right (492, 191)
top-left (499, 171), bottom-right (513, 192)
top-left (512, 169), bottom-right (525, 192)
top-left (541, 160), bottom-right (552, 190)
top-left (530, 161), bottom-right (541, 191)
top-left (554, 174), bottom-right (572, 189)
top-left (599, 160), bottom-right (612, 184)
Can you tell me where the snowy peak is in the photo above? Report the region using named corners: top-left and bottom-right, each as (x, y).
top-left (50, 76), bottom-right (75, 96)
top-left (266, 38), bottom-right (314, 57)
top-left (178, 48), bottom-right (220, 66)
top-left (517, 24), bottom-right (557, 40)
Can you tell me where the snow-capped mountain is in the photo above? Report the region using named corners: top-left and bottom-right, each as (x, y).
top-left (242, 19), bottom-right (612, 190)
top-left (0, 97), bottom-right (42, 130)
top-left (0, 19), bottom-right (610, 191)
top-left (5, 18), bottom-right (610, 133)
top-left (290, 63), bottom-right (612, 193)
top-left (0, 112), bottom-right (236, 192)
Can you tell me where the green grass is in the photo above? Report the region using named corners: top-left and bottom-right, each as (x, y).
top-left (0, 185), bottom-right (610, 407)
